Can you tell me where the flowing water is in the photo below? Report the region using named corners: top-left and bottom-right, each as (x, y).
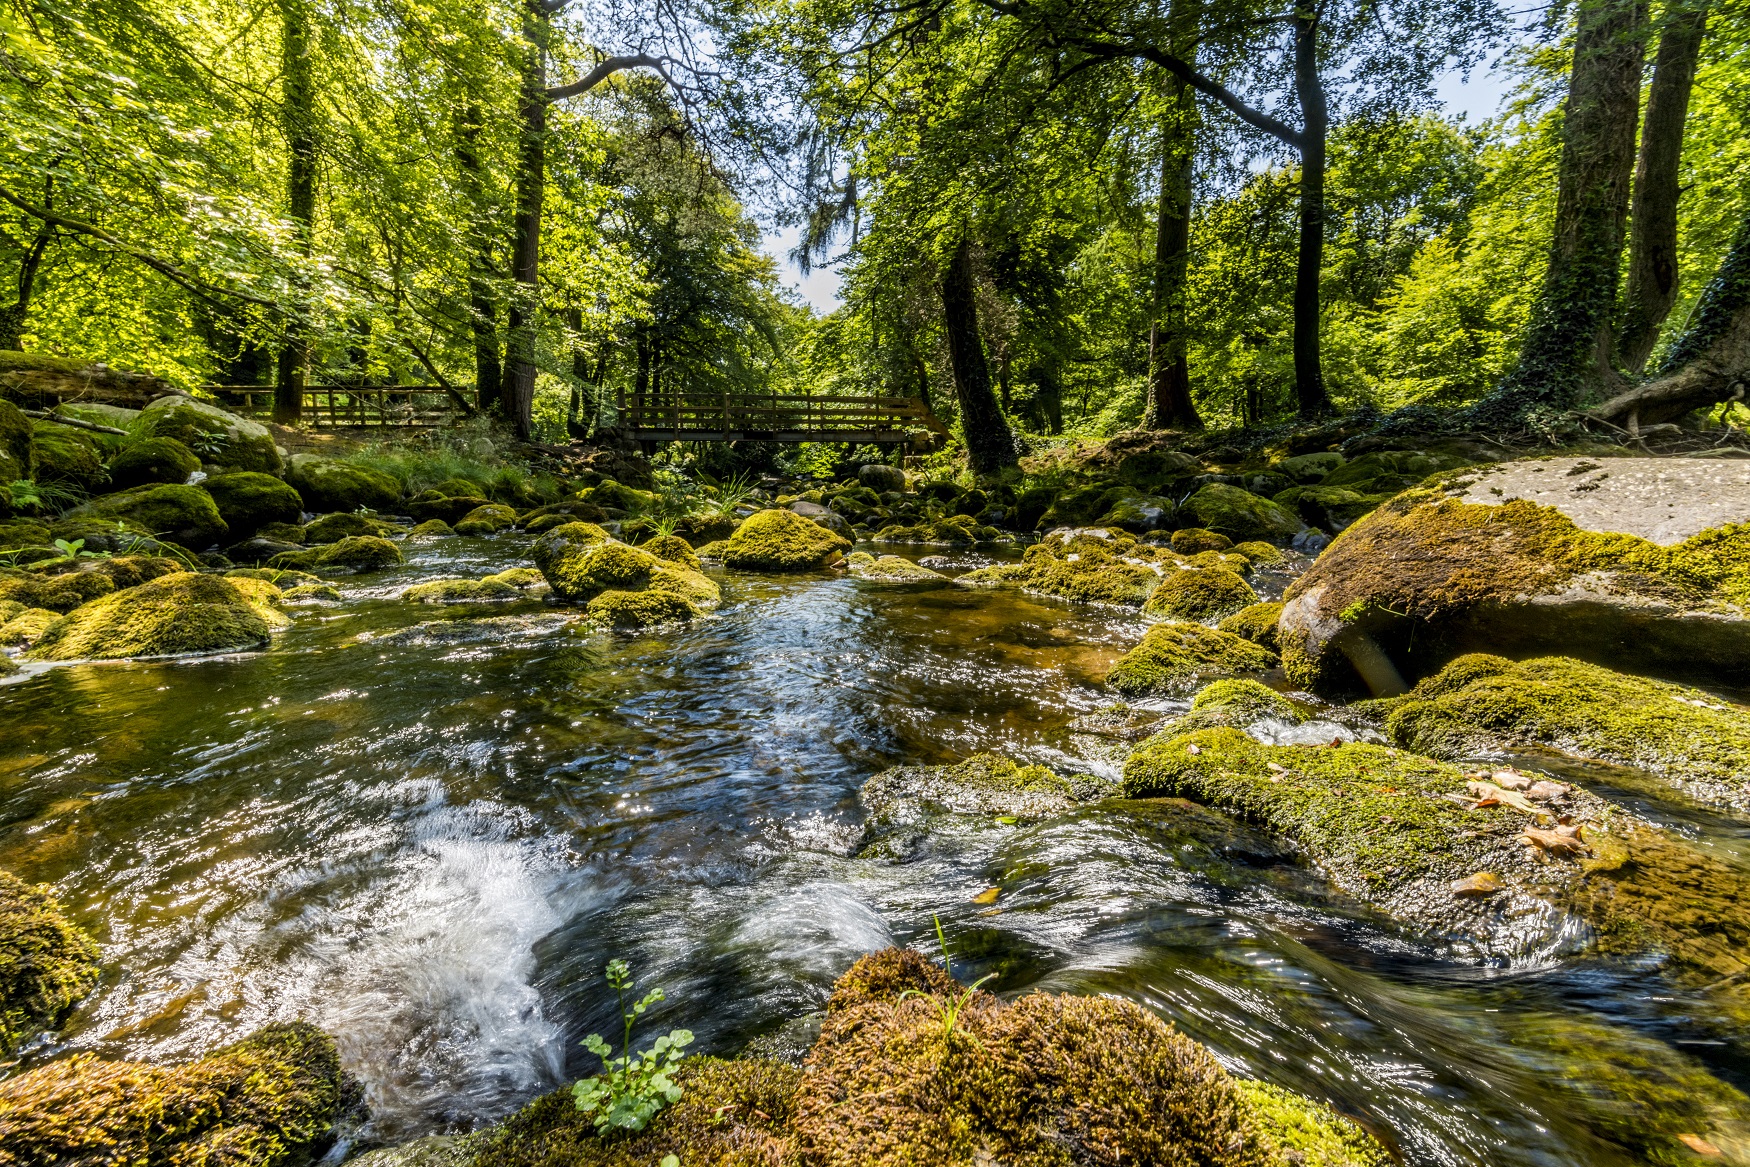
top-left (1, 536), bottom-right (1746, 1165)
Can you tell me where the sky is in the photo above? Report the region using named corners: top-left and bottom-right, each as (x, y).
top-left (760, 58), bottom-right (1523, 315)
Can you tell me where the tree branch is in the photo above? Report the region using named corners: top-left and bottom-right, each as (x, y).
top-left (545, 53), bottom-right (670, 102)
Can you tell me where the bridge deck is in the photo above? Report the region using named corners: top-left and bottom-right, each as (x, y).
top-left (621, 392), bottom-right (946, 445)
top-left (215, 385), bottom-right (470, 428)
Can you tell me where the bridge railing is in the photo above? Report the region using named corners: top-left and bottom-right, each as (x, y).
top-left (213, 385), bottom-right (474, 428)
top-left (619, 392), bottom-right (947, 442)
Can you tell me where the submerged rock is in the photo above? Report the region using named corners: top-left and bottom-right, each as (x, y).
top-left (1123, 727), bottom-right (1750, 991)
top-left (403, 568), bottom-right (547, 605)
top-left (0, 869), bottom-right (101, 1057)
top-left (861, 753), bottom-right (1078, 825)
top-left (30, 572), bottom-right (277, 659)
top-left (270, 535), bottom-right (403, 575)
top-left (1107, 622), bottom-right (1278, 697)
top-left (407, 519), bottom-right (456, 539)
top-left (0, 1021), bottom-right (356, 1165)
top-left (1144, 565), bottom-right (1258, 622)
top-left (66, 483), bottom-right (228, 549)
top-left (1379, 654), bottom-right (1750, 813)
top-left (722, 508), bottom-right (851, 572)
top-left (1279, 459), bottom-right (1750, 696)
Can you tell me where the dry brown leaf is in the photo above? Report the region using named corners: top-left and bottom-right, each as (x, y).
top-left (1186, 743), bottom-right (1202, 756)
top-left (1467, 781), bottom-right (1541, 815)
top-left (1527, 780), bottom-right (1567, 802)
top-left (1555, 822), bottom-right (1585, 840)
top-left (1521, 827), bottom-right (1590, 858)
top-left (1473, 796), bottom-right (1501, 808)
top-left (1677, 1134), bottom-right (1722, 1156)
top-left (1451, 872), bottom-right (1504, 896)
top-left (972, 887), bottom-right (1001, 905)
top-left (1491, 770), bottom-right (1533, 792)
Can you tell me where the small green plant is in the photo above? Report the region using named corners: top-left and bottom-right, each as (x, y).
top-left (572, 959), bottom-right (694, 1134)
top-left (711, 472), bottom-right (756, 515)
top-left (900, 914), bottom-right (995, 1045)
top-left (51, 537), bottom-right (107, 560)
top-left (9, 479), bottom-right (42, 510)
top-left (648, 514), bottom-right (680, 539)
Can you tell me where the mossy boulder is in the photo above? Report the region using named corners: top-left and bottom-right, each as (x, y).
top-left (28, 422), bottom-right (105, 492)
top-left (201, 471), bottom-right (304, 539)
top-left (1182, 483), bottom-right (1301, 543)
top-left (1144, 566), bottom-right (1258, 622)
top-left (0, 606), bottom-right (60, 647)
top-left (403, 569), bottom-right (543, 605)
top-left (1273, 451), bottom-right (1345, 483)
top-left (49, 516), bottom-right (166, 556)
top-left (30, 572), bottom-right (274, 659)
top-left (1273, 485), bottom-right (1392, 533)
top-left (51, 402), bottom-right (137, 454)
top-left (723, 508), bottom-right (851, 572)
top-left (281, 584), bottom-right (341, 603)
top-left (1161, 678), bottom-right (1304, 735)
top-left (0, 399), bottom-right (33, 483)
top-left (228, 567), bottom-right (321, 589)
top-left (1380, 654), bottom-right (1750, 813)
top-left (861, 753), bottom-right (1077, 826)
top-left (1094, 490), bottom-right (1177, 533)
top-left (673, 511), bottom-right (738, 546)
top-left (66, 483), bottom-right (227, 549)
top-left (106, 436), bottom-right (201, 491)
top-left (269, 535), bottom-right (403, 575)
top-left (532, 523), bottom-right (719, 626)
top-left (1170, 527), bottom-right (1232, 554)
top-left (0, 519), bottom-right (50, 551)
top-left (639, 534), bottom-right (703, 572)
top-left (453, 503), bottom-right (517, 536)
top-left (0, 568), bottom-right (115, 613)
top-left (0, 869), bottom-right (101, 1057)
top-left (1219, 602), bottom-right (1286, 652)
top-left (0, 1021), bottom-right (354, 1165)
top-left (1278, 459), bottom-right (1750, 697)
top-left (1231, 540), bottom-right (1284, 565)
top-left (406, 491), bottom-right (488, 525)
top-left (959, 527), bottom-right (1164, 606)
top-left (303, 511), bottom-right (396, 544)
top-left (136, 395), bottom-right (280, 474)
top-left (36, 555), bottom-right (184, 592)
top-left (847, 552), bottom-right (946, 582)
top-left (872, 513), bottom-right (993, 546)
top-left (1123, 728), bottom-right (1750, 987)
top-left (284, 454), bottom-right (400, 514)
top-left (1320, 449), bottom-right (1471, 494)
top-left (407, 519), bottom-right (455, 538)
top-left (1108, 622), bottom-right (1278, 697)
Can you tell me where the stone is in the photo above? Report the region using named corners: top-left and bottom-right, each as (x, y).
top-left (531, 523), bottom-right (719, 626)
top-left (201, 471), bottom-right (304, 538)
top-left (1278, 460), bottom-right (1750, 696)
top-left (303, 512), bottom-right (396, 543)
top-left (1181, 483), bottom-right (1302, 542)
top-left (0, 869), bottom-right (101, 1057)
top-left (861, 753), bottom-right (1076, 825)
top-left (722, 508), bottom-right (851, 572)
top-left (959, 527), bottom-right (1164, 605)
top-left (65, 484), bottom-right (228, 549)
top-left (0, 400), bottom-right (29, 484)
top-left (1169, 527), bottom-right (1232, 554)
top-left (1095, 491), bottom-right (1176, 533)
top-left (1107, 622), bottom-right (1279, 697)
top-left (1274, 451), bottom-right (1345, 483)
top-left (30, 572), bottom-right (275, 659)
top-left (269, 535), bottom-right (403, 575)
top-left (0, 606), bottom-right (60, 647)
top-left (27, 423), bottom-right (104, 492)
top-left (1218, 602), bottom-right (1286, 652)
top-left (847, 553), bottom-right (946, 582)
top-left (454, 503), bottom-right (517, 535)
top-left (284, 453), bottom-right (400, 513)
top-left (106, 437), bottom-right (200, 490)
top-left (1143, 566), bottom-right (1258, 622)
top-left (1272, 484), bottom-right (1392, 532)
top-left (135, 395), bottom-right (280, 473)
top-left (857, 462), bottom-right (907, 493)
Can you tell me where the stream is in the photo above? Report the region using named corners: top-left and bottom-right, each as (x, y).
top-left (1, 534), bottom-right (1746, 1165)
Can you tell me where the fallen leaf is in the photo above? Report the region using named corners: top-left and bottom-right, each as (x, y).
top-left (1521, 827), bottom-right (1590, 858)
top-left (1527, 780), bottom-right (1567, 801)
top-left (1186, 743), bottom-right (1202, 756)
top-left (1467, 781), bottom-right (1541, 815)
top-left (1677, 1134), bottom-right (1722, 1156)
top-left (1555, 821), bottom-right (1584, 840)
top-left (1451, 872), bottom-right (1504, 896)
top-left (995, 815), bottom-right (1018, 825)
top-left (1329, 737), bottom-right (1343, 748)
top-left (1473, 796), bottom-right (1502, 808)
top-left (1491, 769), bottom-right (1532, 791)
top-left (1267, 761), bottom-right (1288, 773)
top-left (972, 887), bottom-right (1001, 905)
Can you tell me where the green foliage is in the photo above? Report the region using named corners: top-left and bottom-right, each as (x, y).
top-left (571, 959), bottom-right (695, 1134)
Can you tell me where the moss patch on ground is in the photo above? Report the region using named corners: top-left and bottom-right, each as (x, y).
top-left (0, 1021), bottom-right (354, 1165)
top-left (722, 509), bottom-right (851, 572)
top-left (1108, 623), bottom-right (1278, 697)
top-left (1380, 654), bottom-right (1750, 812)
top-left (30, 572), bottom-right (274, 659)
top-left (0, 869), bottom-right (100, 1058)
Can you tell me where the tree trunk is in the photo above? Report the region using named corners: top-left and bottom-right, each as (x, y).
top-left (1504, 0), bottom-right (1647, 409)
top-left (0, 208), bottom-right (53, 351)
top-left (499, 0), bottom-right (548, 440)
top-left (1617, 1), bottom-right (1707, 372)
top-left (1590, 199), bottom-right (1750, 426)
top-left (1143, 64), bottom-right (1203, 431)
top-left (455, 102), bottom-right (502, 411)
top-left (940, 233), bottom-right (1018, 475)
top-left (1291, 11), bottom-right (1332, 420)
top-left (274, 0), bottom-right (317, 425)
top-left (566, 305), bottom-right (591, 439)
top-left (908, 350), bottom-right (932, 414)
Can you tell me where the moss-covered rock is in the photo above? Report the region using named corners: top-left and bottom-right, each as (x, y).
top-left (1123, 728), bottom-right (1750, 986)
top-left (36, 554), bottom-right (184, 592)
top-left (269, 535), bottom-right (403, 575)
top-left (407, 519), bottom-right (455, 538)
top-left (1108, 622), bottom-right (1278, 697)
top-left (406, 491), bottom-right (486, 526)
top-left (284, 454), bottom-right (400, 514)
top-left (281, 584), bottom-right (342, 603)
top-left (49, 516), bottom-right (167, 556)
top-left (66, 483), bottom-right (228, 549)
top-left (1094, 490), bottom-right (1177, 533)
top-left (28, 422), bottom-right (105, 492)
top-left (1219, 602), bottom-right (1286, 651)
top-left (959, 527), bottom-right (1164, 606)
top-left (453, 503), bottom-right (517, 536)
top-left (0, 605), bottom-right (59, 647)
top-left (29, 572), bottom-right (273, 659)
top-left (1161, 678), bottom-right (1304, 735)
top-left (201, 471), bottom-right (304, 540)
top-left (1381, 654), bottom-right (1750, 812)
top-left (1144, 566), bottom-right (1259, 622)
top-left (0, 399), bottom-right (33, 483)
top-left (51, 402), bottom-right (137, 454)
top-left (0, 519), bottom-right (50, 551)
top-left (0, 568), bottom-right (115, 613)
top-left (0, 869), bottom-right (101, 1057)
top-left (106, 436), bottom-right (201, 491)
top-left (1170, 527), bottom-right (1232, 554)
top-left (638, 534), bottom-right (703, 572)
top-left (723, 508), bottom-right (851, 572)
top-left (861, 753), bottom-right (1077, 825)
top-left (532, 523), bottom-right (719, 626)
top-left (872, 514), bottom-right (995, 546)
top-left (303, 511), bottom-right (397, 544)
top-left (228, 567), bottom-right (321, 589)
top-left (1273, 485), bottom-right (1392, 533)
top-left (136, 396), bottom-right (280, 474)
top-left (848, 553), bottom-right (946, 582)
top-left (402, 566), bottom-right (545, 605)
top-left (0, 1021), bottom-right (354, 1165)
top-left (1182, 483), bottom-right (1301, 543)
top-left (1279, 466), bottom-right (1750, 696)
top-left (1231, 540), bottom-right (1284, 565)
top-left (255, 521), bottom-right (306, 544)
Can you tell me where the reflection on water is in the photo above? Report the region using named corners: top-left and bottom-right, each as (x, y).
top-left (0, 538), bottom-right (1744, 1162)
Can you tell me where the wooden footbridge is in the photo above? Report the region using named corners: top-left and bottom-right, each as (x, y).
top-left (214, 383), bottom-right (949, 446)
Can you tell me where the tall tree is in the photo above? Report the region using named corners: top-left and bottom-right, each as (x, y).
top-left (940, 232), bottom-right (1019, 474)
top-left (1142, 55), bottom-right (1204, 430)
top-left (274, 0), bottom-right (318, 424)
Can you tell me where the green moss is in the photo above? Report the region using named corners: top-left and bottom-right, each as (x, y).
top-left (282, 584), bottom-right (341, 603)
top-left (1144, 566), bottom-right (1259, 622)
top-left (1108, 623), bottom-right (1278, 697)
top-left (533, 526), bottom-right (718, 626)
top-left (137, 397), bottom-right (281, 474)
top-left (404, 577), bottom-right (521, 604)
top-left (303, 512), bottom-right (395, 544)
top-left (285, 454), bottom-right (400, 513)
top-left (433, 477), bottom-right (487, 499)
top-left (849, 554), bottom-right (945, 582)
top-left (107, 436), bottom-right (201, 491)
top-left (454, 503), bottom-right (517, 536)
top-left (1182, 484), bottom-right (1301, 542)
top-left (585, 587), bottom-right (697, 627)
top-left (861, 752), bottom-right (1076, 822)
top-left (201, 472), bottom-right (304, 539)
top-left (255, 521), bottom-right (306, 544)
top-left (67, 484), bottom-right (228, 549)
top-left (227, 567), bottom-right (322, 589)
top-left (0, 568), bottom-right (115, 613)
top-left (0, 399), bottom-right (32, 482)
top-left (408, 519), bottom-right (455, 538)
top-left (723, 508), bottom-right (851, 572)
top-left (696, 539), bottom-right (731, 560)
top-left (872, 514), bottom-right (989, 545)
top-left (1231, 540), bottom-right (1284, 565)
top-left (1191, 679), bottom-right (1301, 724)
top-left (1382, 654), bottom-right (1750, 811)
top-left (226, 576), bottom-right (292, 630)
top-left (960, 528), bottom-right (1162, 606)
top-left (1170, 527), bottom-right (1232, 554)
top-left (1233, 1081), bottom-right (1389, 1167)
top-left (271, 535), bottom-right (403, 575)
top-left (29, 422), bottom-right (105, 492)
top-left (35, 555), bottom-right (184, 592)
top-left (0, 605), bottom-right (55, 649)
top-left (0, 869), bottom-right (101, 1057)
top-left (639, 534), bottom-right (702, 572)
top-left (1273, 485), bottom-right (1392, 532)
top-left (0, 1021), bottom-right (353, 1165)
top-left (530, 523), bottom-right (615, 597)
top-left (0, 519), bottom-right (51, 551)
top-left (31, 572), bottom-right (274, 659)
top-left (1219, 602), bottom-right (1285, 651)
top-left (486, 566), bottom-right (546, 590)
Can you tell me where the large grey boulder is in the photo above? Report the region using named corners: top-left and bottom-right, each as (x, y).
top-left (1279, 456), bottom-right (1750, 696)
top-left (136, 396), bottom-right (281, 474)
